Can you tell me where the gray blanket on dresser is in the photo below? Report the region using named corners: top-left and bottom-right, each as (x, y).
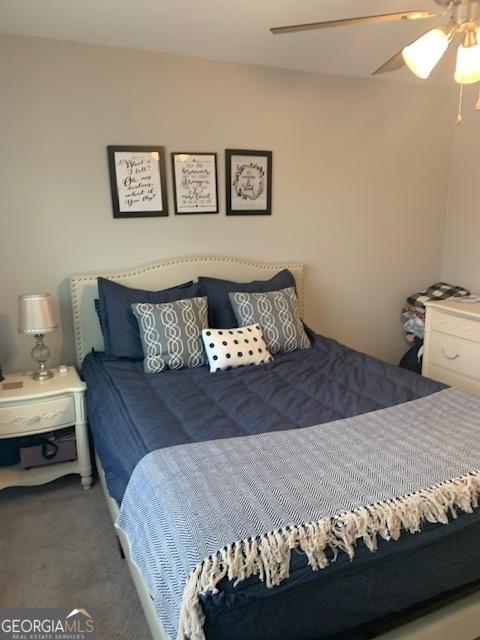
top-left (116, 388), bottom-right (480, 640)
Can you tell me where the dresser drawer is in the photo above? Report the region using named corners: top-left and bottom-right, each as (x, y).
top-left (431, 310), bottom-right (480, 344)
top-left (0, 395), bottom-right (76, 436)
top-left (425, 363), bottom-right (480, 395)
top-left (429, 331), bottom-right (480, 381)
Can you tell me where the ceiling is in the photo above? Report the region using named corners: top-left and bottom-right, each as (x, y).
top-left (0, 0), bottom-right (460, 86)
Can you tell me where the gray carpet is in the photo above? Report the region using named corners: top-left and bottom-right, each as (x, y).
top-left (0, 474), bottom-right (151, 640)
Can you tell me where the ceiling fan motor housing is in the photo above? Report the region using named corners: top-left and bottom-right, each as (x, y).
top-left (443, 0), bottom-right (480, 26)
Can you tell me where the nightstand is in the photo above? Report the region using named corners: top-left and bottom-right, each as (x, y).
top-left (0, 367), bottom-right (92, 490)
top-left (423, 299), bottom-right (480, 394)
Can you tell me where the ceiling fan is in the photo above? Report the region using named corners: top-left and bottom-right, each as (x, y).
top-left (271, 0), bottom-right (480, 122)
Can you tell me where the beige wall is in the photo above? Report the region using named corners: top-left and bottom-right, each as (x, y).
top-left (0, 34), bottom-right (456, 372)
top-left (441, 104), bottom-right (480, 292)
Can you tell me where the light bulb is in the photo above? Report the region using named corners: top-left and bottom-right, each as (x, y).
top-left (455, 33), bottom-right (480, 84)
top-left (402, 29), bottom-right (449, 79)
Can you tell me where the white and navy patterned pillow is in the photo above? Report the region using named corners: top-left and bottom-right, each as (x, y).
top-left (202, 325), bottom-right (272, 372)
top-left (132, 297), bottom-right (208, 373)
top-left (229, 287), bottom-right (311, 355)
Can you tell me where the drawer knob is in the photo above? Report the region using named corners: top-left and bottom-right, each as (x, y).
top-left (441, 347), bottom-right (461, 361)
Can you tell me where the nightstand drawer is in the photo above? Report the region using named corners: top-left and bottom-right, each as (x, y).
top-left (431, 311), bottom-right (480, 344)
top-left (0, 395), bottom-right (76, 436)
top-left (429, 331), bottom-right (480, 380)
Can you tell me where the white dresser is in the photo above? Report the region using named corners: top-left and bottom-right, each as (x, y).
top-left (423, 299), bottom-right (480, 394)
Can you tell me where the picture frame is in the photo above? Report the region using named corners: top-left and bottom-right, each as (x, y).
top-left (107, 145), bottom-right (168, 218)
top-left (225, 149), bottom-right (272, 216)
top-left (171, 152), bottom-right (218, 215)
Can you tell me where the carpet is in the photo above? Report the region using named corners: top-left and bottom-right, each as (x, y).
top-left (0, 474), bottom-right (151, 640)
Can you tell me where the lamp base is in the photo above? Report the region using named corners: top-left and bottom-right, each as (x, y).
top-left (31, 334), bottom-right (54, 382)
top-left (33, 368), bottom-right (54, 382)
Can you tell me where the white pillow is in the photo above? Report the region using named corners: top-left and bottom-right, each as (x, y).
top-left (202, 324), bottom-right (272, 372)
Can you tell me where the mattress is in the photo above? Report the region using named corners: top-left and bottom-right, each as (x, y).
top-left (81, 334), bottom-right (480, 639)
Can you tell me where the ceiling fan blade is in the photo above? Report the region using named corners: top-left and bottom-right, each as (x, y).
top-left (372, 51), bottom-right (406, 75)
top-left (270, 10), bottom-right (436, 35)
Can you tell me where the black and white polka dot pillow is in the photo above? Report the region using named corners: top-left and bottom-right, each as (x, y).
top-left (201, 324), bottom-right (273, 373)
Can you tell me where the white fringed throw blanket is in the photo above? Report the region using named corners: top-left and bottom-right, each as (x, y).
top-left (116, 388), bottom-right (480, 640)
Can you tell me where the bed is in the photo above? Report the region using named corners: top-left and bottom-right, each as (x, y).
top-left (71, 256), bottom-right (480, 640)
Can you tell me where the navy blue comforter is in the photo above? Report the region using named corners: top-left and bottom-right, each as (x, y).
top-left (82, 332), bottom-right (443, 504)
top-left (82, 334), bottom-right (480, 640)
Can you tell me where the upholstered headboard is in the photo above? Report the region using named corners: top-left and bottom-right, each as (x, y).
top-left (70, 256), bottom-right (306, 367)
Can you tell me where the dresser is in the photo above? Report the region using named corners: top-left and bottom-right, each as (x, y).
top-left (423, 299), bottom-right (480, 394)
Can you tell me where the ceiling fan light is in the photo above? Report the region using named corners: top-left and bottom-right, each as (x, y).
top-left (402, 28), bottom-right (449, 79)
top-left (455, 40), bottom-right (480, 85)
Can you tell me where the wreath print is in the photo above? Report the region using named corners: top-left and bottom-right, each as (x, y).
top-left (233, 163), bottom-right (265, 201)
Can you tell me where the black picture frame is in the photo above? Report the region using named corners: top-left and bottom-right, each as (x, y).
top-left (107, 145), bottom-right (168, 218)
top-left (225, 149), bottom-right (272, 216)
top-left (171, 152), bottom-right (219, 215)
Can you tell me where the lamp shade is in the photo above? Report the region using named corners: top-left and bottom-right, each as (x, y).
top-left (18, 293), bottom-right (59, 335)
top-left (455, 41), bottom-right (480, 84)
top-left (402, 28), bottom-right (449, 79)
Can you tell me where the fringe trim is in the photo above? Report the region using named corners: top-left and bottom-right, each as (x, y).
top-left (176, 470), bottom-right (480, 640)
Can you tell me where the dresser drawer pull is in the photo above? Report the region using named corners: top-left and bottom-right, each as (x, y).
top-left (441, 347), bottom-right (461, 361)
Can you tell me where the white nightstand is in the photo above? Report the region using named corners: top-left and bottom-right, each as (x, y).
top-left (0, 366), bottom-right (92, 490)
top-left (423, 299), bottom-right (480, 394)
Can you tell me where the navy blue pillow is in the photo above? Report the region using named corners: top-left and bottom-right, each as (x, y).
top-left (97, 277), bottom-right (200, 360)
top-left (198, 269), bottom-right (295, 329)
top-left (94, 299), bottom-right (104, 335)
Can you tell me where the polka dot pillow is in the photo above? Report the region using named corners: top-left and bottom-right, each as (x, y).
top-left (201, 324), bottom-right (272, 372)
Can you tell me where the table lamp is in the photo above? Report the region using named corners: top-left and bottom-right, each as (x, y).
top-left (18, 293), bottom-right (59, 381)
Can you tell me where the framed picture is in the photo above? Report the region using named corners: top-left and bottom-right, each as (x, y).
top-left (225, 149), bottom-right (272, 216)
top-left (171, 152), bottom-right (218, 214)
top-left (107, 145), bottom-right (168, 218)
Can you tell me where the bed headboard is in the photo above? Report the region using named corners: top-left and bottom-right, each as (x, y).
top-left (70, 256), bottom-right (306, 367)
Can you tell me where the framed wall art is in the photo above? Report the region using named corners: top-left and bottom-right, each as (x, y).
top-left (225, 149), bottom-right (272, 216)
top-left (171, 152), bottom-right (218, 214)
top-left (107, 145), bottom-right (168, 218)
